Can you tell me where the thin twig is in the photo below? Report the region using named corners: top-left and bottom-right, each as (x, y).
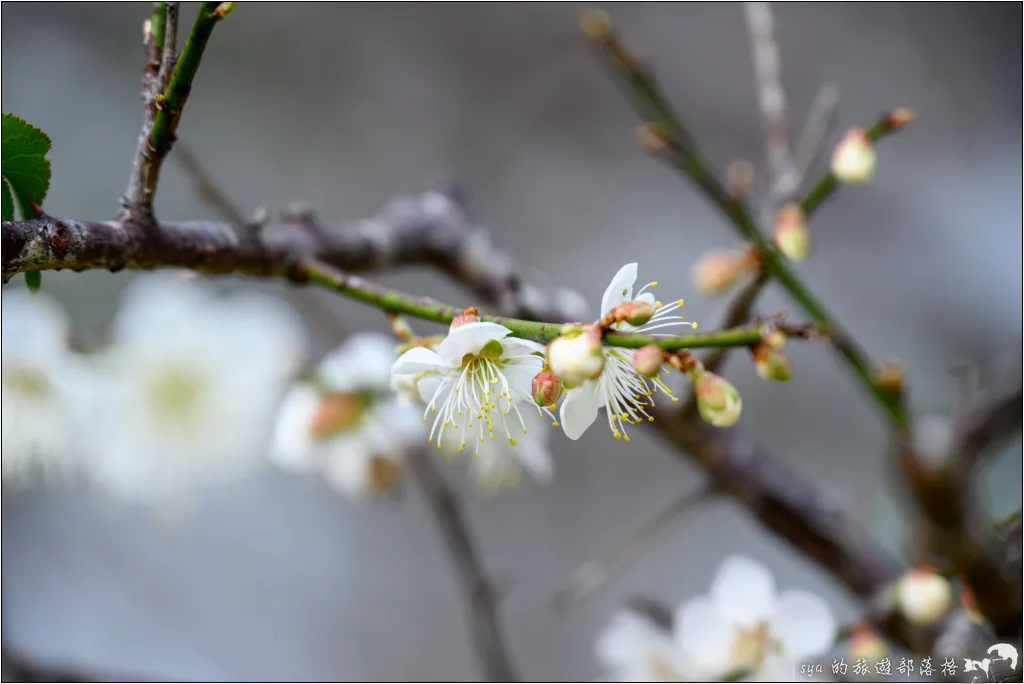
top-left (792, 83), bottom-right (841, 186)
top-left (157, 2), bottom-right (179, 92)
top-left (406, 449), bottom-right (519, 682)
top-left (742, 2), bottom-right (797, 200)
top-left (554, 486), bottom-right (717, 610)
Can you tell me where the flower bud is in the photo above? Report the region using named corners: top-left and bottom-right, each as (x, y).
top-left (751, 343), bottom-right (792, 383)
top-left (450, 307), bottom-right (480, 332)
top-left (213, 2), bottom-right (237, 19)
top-left (831, 128), bottom-right (877, 184)
top-left (532, 371), bottom-right (564, 407)
top-left (390, 315), bottom-right (415, 341)
top-left (850, 623), bottom-right (886, 662)
top-left (636, 123), bottom-right (671, 156)
top-left (618, 299), bottom-right (656, 327)
top-left (693, 371), bottom-right (742, 427)
top-left (764, 329), bottom-right (787, 350)
top-left (772, 203), bottom-right (811, 262)
top-left (580, 9), bottom-right (612, 41)
top-left (632, 345), bottom-right (665, 378)
top-left (692, 249), bottom-right (755, 296)
top-left (887, 107), bottom-right (915, 131)
top-left (547, 326), bottom-right (605, 389)
top-left (895, 566), bottom-right (953, 626)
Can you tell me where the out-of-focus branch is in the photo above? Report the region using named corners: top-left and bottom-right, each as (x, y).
top-left (742, 1), bottom-right (797, 200)
top-left (406, 449), bottom-right (520, 682)
top-left (898, 359), bottom-right (1023, 638)
top-left (0, 646), bottom-right (154, 683)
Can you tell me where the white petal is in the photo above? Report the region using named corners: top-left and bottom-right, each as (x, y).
top-left (391, 347), bottom-right (445, 376)
top-left (759, 655), bottom-right (799, 682)
top-left (503, 336), bottom-right (546, 355)
top-left (1, 289), bottom-right (70, 359)
top-left (673, 596), bottom-right (736, 678)
top-left (709, 555), bottom-right (777, 627)
top-left (514, 426), bottom-right (554, 483)
top-left (559, 385), bottom-right (602, 440)
top-left (636, 292), bottom-right (657, 307)
top-left (600, 262), bottom-right (638, 316)
top-left (317, 333), bottom-right (397, 392)
top-left (322, 439), bottom-right (376, 496)
top-left (770, 590), bottom-right (836, 661)
top-left (595, 610), bottom-right (667, 670)
top-left (111, 273), bottom-right (211, 345)
top-left (502, 355), bottom-right (545, 401)
top-left (269, 384), bottom-right (321, 473)
top-left (436, 321), bottom-right (512, 364)
top-left (213, 291), bottom-right (309, 379)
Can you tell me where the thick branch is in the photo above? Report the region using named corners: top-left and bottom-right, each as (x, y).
top-left (585, 17), bottom-right (911, 430)
top-left (406, 449), bottom-right (519, 682)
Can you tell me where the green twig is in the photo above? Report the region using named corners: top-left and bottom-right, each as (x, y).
top-left (299, 259), bottom-right (793, 352)
top-left (586, 17), bottom-right (910, 430)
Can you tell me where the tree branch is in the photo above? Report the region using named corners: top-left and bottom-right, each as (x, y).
top-left (122, 2), bottom-right (225, 218)
top-left (583, 14), bottom-right (912, 430)
top-left (406, 449), bottom-right (520, 682)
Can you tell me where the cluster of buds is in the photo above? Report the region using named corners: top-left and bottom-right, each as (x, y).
top-left (546, 324), bottom-right (605, 389)
top-left (751, 332), bottom-right (792, 383)
top-left (692, 247), bottom-right (761, 296)
top-left (894, 565), bottom-right (953, 626)
top-left (831, 128), bottom-right (877, 184)
top-left (771, 203), bottom-right (811, 263)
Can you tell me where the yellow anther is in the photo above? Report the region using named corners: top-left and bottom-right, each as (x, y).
top-left (648, 416), bottom-right (655, 421)
top-left (655, 300), bottom-right (663, 308)
top-left (552, 421), bottom-right (560, 427)
top-left (623, 434), bottom-right (631, 442)
top-left (649, 281), bottom-right (658, 287)
top-left (509, 438), bottom-right (517, 446)
top-left (691, 322), bottom-right (698, 329)
top-left (613, 430), bottom-right (622, 439)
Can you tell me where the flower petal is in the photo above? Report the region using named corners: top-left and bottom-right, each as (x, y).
top-left (559, 385), bottom-right (602, 440)
top-left (503, 337), bottom-right (547, 355)
top-left (268, 384), bottom-right (321, 473)
top-left (600, 262), bottom-right (639, 316)
top-left (673, 596), bottom-right (736, 678)
top-left (595, 609), bottom-right (667, 670)
top-left (322, 441), bottom-right (376, 496)
top-left (709, 555), bottom-right (777, 627)
top-left (436, 321), bottom-right (512, 364)
top-left (319, 333), bottom-right (397, 392)
top-left (636, 292), bottom-right (657, 307)
top-left (391, 346), bottom-right (445, 376)
top-left (770, 590), bottom-right (836, 661)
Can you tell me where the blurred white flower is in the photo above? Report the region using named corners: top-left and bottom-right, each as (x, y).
top-left (437, 407), bottom-right (554, 493)
top-left (560, 263), bottom-right (691, 441)
top-left (595, 609), bottom-right (690, 682)
top-left (271, 333), bottom-right (424, 497)
top-left (1, 289), bottom-right (83, 481)
top-left (390, 321), bottom-right (547, 453)
top-left (674, 556), bottom-right (836, 681)
top-left (77, 274), bottom-right (308, 503)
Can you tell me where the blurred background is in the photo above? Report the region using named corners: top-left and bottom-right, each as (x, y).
top-left (1, 2), bottom-right (1021, 681)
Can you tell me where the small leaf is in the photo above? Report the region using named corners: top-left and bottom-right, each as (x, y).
top-left (24, 270), bottom-right (41, 293)
top-left (1, 177), bottom-right (13, 221)
top-left (2, 112), bottom-right (52, 219)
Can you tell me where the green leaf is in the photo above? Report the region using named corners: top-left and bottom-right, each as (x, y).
top-left (24, 270), bottom-right (41, 292)
top-left (2, 112), bottom-right (52, 219)
top-left (1, 177), bottom-right (13, 220)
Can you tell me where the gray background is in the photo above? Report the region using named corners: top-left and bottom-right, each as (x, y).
top-left (1, 2), bottom-right (1021, 681)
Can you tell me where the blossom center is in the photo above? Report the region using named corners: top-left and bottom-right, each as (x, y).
top-left (308, 392), bottom-right (366, 439)
top-left (728, 622), bottom-right (774, 672)
top-left (4, 365), bottom-right (53, 400)
top-left (148, 368), bottom-right (204, 425)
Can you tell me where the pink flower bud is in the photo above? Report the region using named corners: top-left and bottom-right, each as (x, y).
top-left (692, 250), bottom-right (755, 296)
top-left (850, 623), bottom-right (886, 662)
top-left (622, 300), bottom-right (656, 327)
top-left (772, 203), bottom-right (811, 263)
top-left (693, 371), bottom-right (742, 427)
top-left (752, 343), bottom-right (792, 383)
top-left (450, 307), bottom-right (481, 332)
top-left (896, 566), bottom-right (952, 626)
top-left (532, 371), bottom-right (564, 407)
top-left (831, 128), bottom-right (877, 184)
top-left (632, 345), bottom-right (665, 378)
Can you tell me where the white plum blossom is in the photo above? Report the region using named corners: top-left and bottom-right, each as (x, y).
top-left (674, 555), bottom-right (837, 681)
top-left (390, 321), bottom-right (547, 454)
top-left (595, 609), bottom-right (691, 682)
top-left (76, 274), bottom-right (308, 504)
top-left (1, 289), bottom-right (83, 482)
top-left (271, 333), bottom-right (424, 498)
top-left (559, 263), bottom-right (694, 441)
